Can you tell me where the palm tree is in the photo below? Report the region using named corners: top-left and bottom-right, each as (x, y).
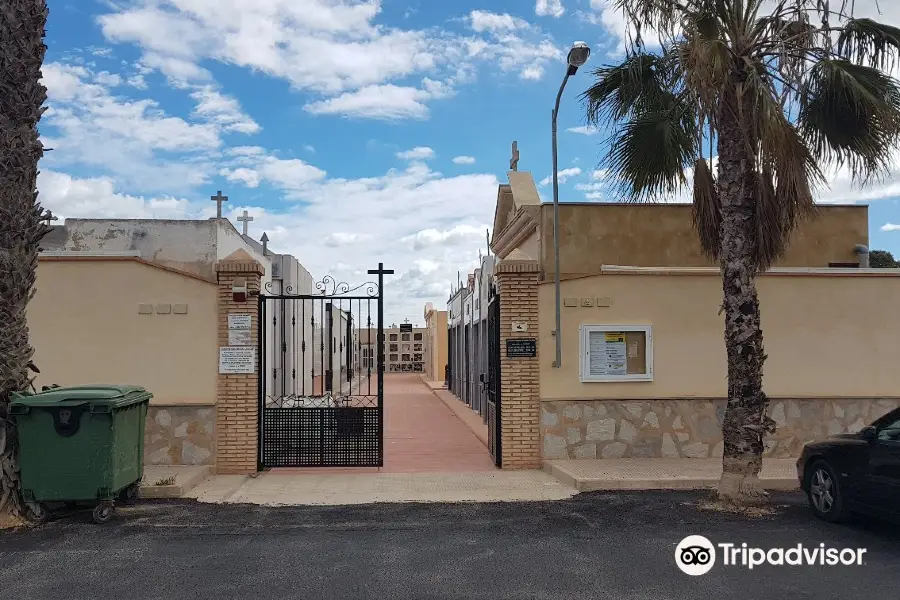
top-left (0, 0), bottom-right (50, 520)
top-left (582, 0), bottom-right (900, 501)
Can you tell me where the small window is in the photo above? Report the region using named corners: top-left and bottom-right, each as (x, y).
top-left (401, 333), bottom-right (411, 341)
top-left (390, 333), bottom-right (398, 341)
top-left (402, 344), bottom-right (410, 352)
top-left (414, 353), bottom-right (423, 362)
top-left (390, 343), bottom-right (398, 352)
top-left (389, 353), bottom-right (398, 362)
top-left (414, 333), bottom-right (423, 341)
top-left (414, 343), bottom-right (423, 351)
top-left (402, 353), bottom-right (411, 361)
top-left (579, 325), bottom-right (652, 382)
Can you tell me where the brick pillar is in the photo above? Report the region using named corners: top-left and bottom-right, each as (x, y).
top-left (495, 259), bottom-right (541, 469)
top-left (215, 252), bottom-right (264, 474)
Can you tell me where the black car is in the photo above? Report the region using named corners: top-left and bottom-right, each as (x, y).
top-left (797, 407), bottom-right (900, 522)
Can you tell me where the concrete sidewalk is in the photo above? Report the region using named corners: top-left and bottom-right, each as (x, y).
top-left (186, 470), bottom-right (577, 506)
top-left (544, 458), bottom-right (799, 491)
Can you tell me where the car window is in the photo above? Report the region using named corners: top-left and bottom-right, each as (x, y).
top-left (876, 417), bottom-right (900, 441)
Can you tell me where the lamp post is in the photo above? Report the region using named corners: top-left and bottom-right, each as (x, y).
top-left (551, 41), bottom-right (591, 369)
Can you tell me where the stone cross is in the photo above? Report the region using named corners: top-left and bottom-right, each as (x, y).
top-left (403, 318), bottom-right (410, 324)
top-left (41, 210), bottom-right (58, 226)
top-left (510, 141), bottom-right (519, 171)
top-left (237, 210), bottom-right (254, 235)
top-left (211, 190), bottom-right (228, 218)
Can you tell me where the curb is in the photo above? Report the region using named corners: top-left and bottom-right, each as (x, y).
top-left (543, 463), bottom-right (799, 492)
top-left (140, 466), bottom-right (213, 499)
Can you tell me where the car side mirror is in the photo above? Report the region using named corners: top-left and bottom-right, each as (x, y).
top-left (860, 426), bottom-right (877, 441)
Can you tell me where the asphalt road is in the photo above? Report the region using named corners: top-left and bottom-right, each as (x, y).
top-left (1, 491), bottom-right (898, 600)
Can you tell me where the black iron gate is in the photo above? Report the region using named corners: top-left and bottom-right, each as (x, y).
top-left (485, 283), bottom-right (501, 467)
top-left (258, 264), bottom-right (392, 468)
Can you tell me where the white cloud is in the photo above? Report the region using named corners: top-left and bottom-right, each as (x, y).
top-left (40, 62), bottom-right (221, 192)
top-left (536, 0), bottom-right (565, 18)
top-left (397, 147), bottom-right (436, 160)
top-left (539, 167), bottom-right (582, 186)
top-left (304, 81), bottom-right (454, 120)
top-left (521, 65), bottom-right (544, 80)
top-left (37, 170), bottom-right (193, 219)
top-left (97, 0), bottom-right (561, 117)
top-left (452, 156), bottom-right (476, 165)
top-left (568, 125), bottom-right (600, 135)
top-left (189, 85), bottom-right (261, 134)
top-left (219, 167), bottom-right (261, 188)
top-left (93, 71), bottom-right (122, 86)
top-left (469, 10), bottom-right (529, 32)
top-left (881, 223), bottom-right (900, 232)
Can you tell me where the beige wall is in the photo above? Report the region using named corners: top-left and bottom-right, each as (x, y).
top-left (30, 258), bottom-right (218, 405)
top-left (539, 204), bottom-right (869, 275)
top-left (425, 309), bottom-right (448, 381)
top-left (538, 271), bottom-right (900, 399)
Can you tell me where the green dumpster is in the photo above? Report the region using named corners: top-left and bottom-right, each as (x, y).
top-left (9, 384), bottom-right (153, 523)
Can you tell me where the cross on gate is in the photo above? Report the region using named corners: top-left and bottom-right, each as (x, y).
top-left (41, 210), bottom-right (58, 225)
top-left (510, 141), bottom-right (519, 171)
top-left (211, 190), bottom-right (228, 218)
top-left (237, 210), bottom-right (254, 235)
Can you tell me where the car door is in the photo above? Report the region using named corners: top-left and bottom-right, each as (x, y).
top-left (866, 414), bottom-right (900, 513)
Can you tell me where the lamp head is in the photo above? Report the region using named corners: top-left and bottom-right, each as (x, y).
top-left (567, 41), bottom-right (591, 70)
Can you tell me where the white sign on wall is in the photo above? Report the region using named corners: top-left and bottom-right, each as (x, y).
top-left (219, 346), bottom-right (256, 374)
top-left (228, 329), bottom-right (252, 346)
top-left (228, 314), bottom-right (252, 330)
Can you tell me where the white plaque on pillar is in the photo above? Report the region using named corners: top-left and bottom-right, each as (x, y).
top-left (228, 329), bottom-right (251, 346)
top-left (219, 346), bottom-right (256, 374)
top-left (228, 314), bottom-right (252, 330)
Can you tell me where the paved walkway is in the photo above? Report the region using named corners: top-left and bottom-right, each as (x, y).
top-left (544, 458), bottom-right (799, 491)
top-left (187, 470), bottom-right (576, 505)
top-left (273, 373), bottom-right (495, 474)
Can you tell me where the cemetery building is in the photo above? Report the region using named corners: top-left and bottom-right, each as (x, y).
top-left (447, 165), bottom-right (900, 469)
top-left (30, 197), bottom-right (319, 467)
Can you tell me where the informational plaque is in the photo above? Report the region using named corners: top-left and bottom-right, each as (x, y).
top-left (228, 314), bottom-right (252, 330)
top-left (588, 331), bottom-right (627, 376)
top-left (506, 338), bottom-right (537, 358)
top-left (219, 346), bottom-right (256, 374)
top-left (228, 329), bottom-right (251, 346)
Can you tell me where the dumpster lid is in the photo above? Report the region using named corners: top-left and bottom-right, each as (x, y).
top-left (10, 384), bottom-right (152, 408)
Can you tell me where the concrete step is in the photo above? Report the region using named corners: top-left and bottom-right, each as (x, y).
top-left (543, 458), bottom-right (799, 492)
top-left (140, 465), bottom-right (213, 499)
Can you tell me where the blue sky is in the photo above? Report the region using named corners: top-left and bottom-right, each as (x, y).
top-left (38, 0), bottom-right (900, 325)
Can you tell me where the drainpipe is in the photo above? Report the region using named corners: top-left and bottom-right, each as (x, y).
top-left (854, 244), bottom-right (870, 268)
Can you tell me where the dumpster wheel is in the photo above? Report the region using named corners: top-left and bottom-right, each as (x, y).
top-left (92, 502), bottom-right (115, 524)
top-left (24, 502), bottom-right (50, 525)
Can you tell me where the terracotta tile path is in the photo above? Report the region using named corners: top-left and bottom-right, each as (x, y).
top-left (272, 373), bottom-right (496, 474)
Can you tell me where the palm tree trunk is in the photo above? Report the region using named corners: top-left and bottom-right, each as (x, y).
top-left (0, 0), bottom-right (50, 518)
top-left (715, 84), bottom-right (770, 502)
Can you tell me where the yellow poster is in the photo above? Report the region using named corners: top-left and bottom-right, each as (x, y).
top-left (605, 332), bottom-right (625, 343)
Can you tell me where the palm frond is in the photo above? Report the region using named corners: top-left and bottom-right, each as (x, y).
top-left (602, 93), bottom-right (699, 202)
top-left (743, 63), bottom-right (820, 270)
top-left (837, 18), bottom-right (900, 72)
top-left (615, 0), bottom-right (684, 48)
top-left (800, 58), bottom-right (900, 184)
top-left (691, 157), bottom-right (720, 259)
top-left (582, 53), bottom-right (669, 125)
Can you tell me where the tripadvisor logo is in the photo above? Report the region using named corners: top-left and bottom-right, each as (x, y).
top-left (675, 535), bottom-right (867, 575)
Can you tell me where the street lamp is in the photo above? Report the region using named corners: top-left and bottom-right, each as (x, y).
top-left (552, 41), bottom-right (590, 369)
